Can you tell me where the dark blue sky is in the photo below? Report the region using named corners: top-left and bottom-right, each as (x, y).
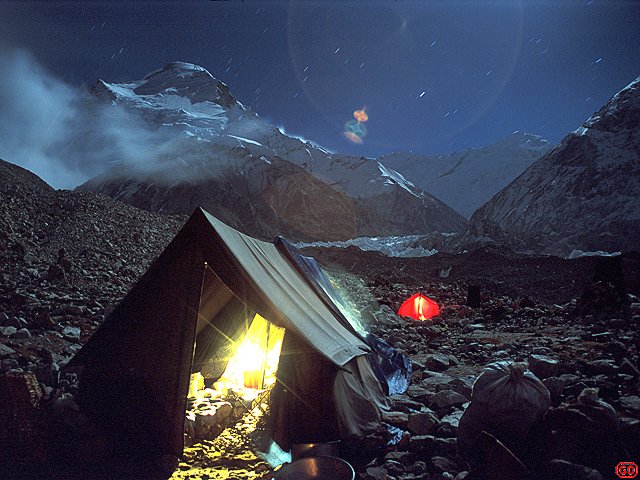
top-left (1, 0), bottom-right (639, 157)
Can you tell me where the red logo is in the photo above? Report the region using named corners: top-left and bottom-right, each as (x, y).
top-left (616, 462), bottom-right (639, 479)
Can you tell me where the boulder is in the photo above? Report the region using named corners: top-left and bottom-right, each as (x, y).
top-left (3, 316), bottom-right (21, 329)
top-left (407, 410), bottom-right (439, 435)
top-left (13, 328), bottom-right (31, 339)
top-left (440, 410), bottom-right (464, 431)
top-left (431, 455), bottom-right (459, 474)
top-left (34, 361), bottom-right (60, 388)
top-left (408, 435), bottom-right (457, 457)
top-left (61, 326), bottom-right (81, 341)
top-left (0, 343), bottom-right (16, 358)
top-left (46, 264), bottom-right (66, 282)
top-left (1, 327), bottom-right (17, 337)
top-left (425, 353), bottom-right (451, 371)
top-left (365, 466), bottom-right (389, 480)
top-left (429, 390), bottom-right (468, 410)
top-left (528, 354), bottom-right (559, 379)
top-left (619, 396), bottom-right (640, 416)
top-left (383, 410), bottom-right (409, 429)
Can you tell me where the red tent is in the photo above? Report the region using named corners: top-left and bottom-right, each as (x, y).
top-left (397, 293), bottom-right (440, 320)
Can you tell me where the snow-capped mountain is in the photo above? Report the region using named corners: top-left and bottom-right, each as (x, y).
top-left (379, 131), bottom-right (550, 218)
top-left (468, 76), bottom-right (640, 256)
top-left (80, 62), bottom-right (467, 239)
top-left (226, 125), bottom-right (467, 233)
top-left (91, 61), bottom-right (251, 132)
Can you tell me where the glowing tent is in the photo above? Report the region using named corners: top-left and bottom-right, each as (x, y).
top-left (68, 208), bottom-right (399, 461)
top-left (397, 293), bottom-right (440, 320)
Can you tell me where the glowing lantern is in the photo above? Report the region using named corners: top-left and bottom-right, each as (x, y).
top-left (218, 314), bottom-right (285, 391)
top-left (397, 293), bottom-right (439, 320)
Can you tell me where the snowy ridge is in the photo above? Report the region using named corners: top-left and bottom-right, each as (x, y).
top-left (296, 235), bottom-right (439, 258)
top-left (567, 250), bottom-right (621, 259)
top-left (379, 131), bottom-right (551, 218)
top-left (575, 75), bottom-right (640, 136)
top-left (377, 163), bottom-right (420, 198)
top-left (226, 134), bottom-right (263, 146)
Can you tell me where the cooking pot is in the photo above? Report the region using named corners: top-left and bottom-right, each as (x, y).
top-left (274, 456), bottom-right (355, 480)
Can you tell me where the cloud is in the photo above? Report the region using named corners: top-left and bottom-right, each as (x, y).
top-left (0, 50), bottom-right (177, 189)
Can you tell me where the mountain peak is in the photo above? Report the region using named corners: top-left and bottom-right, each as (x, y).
top-left (143, 61), bottom-right (212, 80)
top-left (131, 61), bottom-right (237, 107)
top-left (90, 61), bottom-right (244, 132)
top-left (578, 74), bottom-right (640, 134)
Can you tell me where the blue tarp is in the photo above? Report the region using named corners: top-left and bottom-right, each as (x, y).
top-left (275, 237), bottom-right (412, 395)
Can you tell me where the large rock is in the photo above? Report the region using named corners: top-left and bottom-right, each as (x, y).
top-left (33, 361), bottom-right (60, 388)
top-left (619, 396), bottom-right (640, 416)
top-left (13, 328), bottom-right (31, 339)
top-left (528, 354), bottom-right (559, 379)
top-left (365, 466), bottom-right (389, 480)
top-left (440, 410), bottom-right (464, 432)
top-left (383, 410), bottom-right (409, 429)
top-left (425, 353), bottom-right (451, 371)
top-left (1, 327), bottom-right (17, 337)
top-left (431, 455), bottom-right (459, 474)
top-left (0, 343), bottom-right (16, 358)
top-left (61, 326), bottom-right (81, 341)
top-left (406, 384), bottom-right (432, 405)
top-left (408, 435), bottom-right (457, 457)
top-left (193, 401), bottom-right (234, 440)
top-left (407, 411), bottom-right (439, 435)
top-left (429, 390), bottom-right (468, 410)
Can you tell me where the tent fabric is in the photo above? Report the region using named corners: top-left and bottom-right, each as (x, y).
top-left (275, 237), bottom-right (364, 337)
top-left (398, 292), bottom-right (440, 320)
top-left (69, 216), bottom-right (204, 459)
top-left (192, 266), bottom-right (265, 381)
top-left (270, 332), bottom-right (341, 449)
top-left (68, 208), bottom-right (389, 459)
top-left (277, 236), bottom-right (411, 396)
top-left (333, 356), bottom-right (389, 437)
top-left (204, 211), bottom-right (368, 366)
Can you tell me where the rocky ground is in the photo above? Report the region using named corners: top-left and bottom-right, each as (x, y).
top-left (1, 159), bottom-right (639, 480)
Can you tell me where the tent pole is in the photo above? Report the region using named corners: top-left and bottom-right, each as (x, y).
top-left (261, 321), bottom-right (270, 389)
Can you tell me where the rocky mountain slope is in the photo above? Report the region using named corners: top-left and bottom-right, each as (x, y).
top-left (469, 76), bottom-right (640, 256)
top-left (379, 131), bottom-right (550, 218)
top-left (79, 149), bottom-right (385, 242)
top-left (80, 62), bottom-right (466, 241)
top-left (0, 158), bottom-right (184, 349)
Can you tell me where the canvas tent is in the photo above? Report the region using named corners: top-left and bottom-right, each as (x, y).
top-left (68, 208), bottom-right (394, 459)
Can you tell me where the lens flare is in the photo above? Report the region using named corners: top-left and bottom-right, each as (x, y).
top-left (344, 130), bottom-right (364, 144)
top-left (343, 109), bottom-right (368, 144)
top-left (353, 109), bottom-right (368, 122)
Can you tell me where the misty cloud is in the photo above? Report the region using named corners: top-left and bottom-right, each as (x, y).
top-left (0, 50), bottom-right (179, 189)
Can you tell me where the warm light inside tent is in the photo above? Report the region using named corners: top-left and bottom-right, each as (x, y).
top-left (218, 314), bottom-right (285, 391)
top-left (397, 293), bottom-right (440, 320)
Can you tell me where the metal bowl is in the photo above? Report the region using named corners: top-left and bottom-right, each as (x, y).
top-left (291, 441), bottom-right (340, 460)
top-left (274, 456), bottom-right (355, 480)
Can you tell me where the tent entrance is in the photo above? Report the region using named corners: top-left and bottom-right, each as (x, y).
top-left (188, 262), bottom-right (286, 400)
top-left (184, 265), bottom-right (286, 447)
top-left (216, 313), bottom-right (284, 391)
